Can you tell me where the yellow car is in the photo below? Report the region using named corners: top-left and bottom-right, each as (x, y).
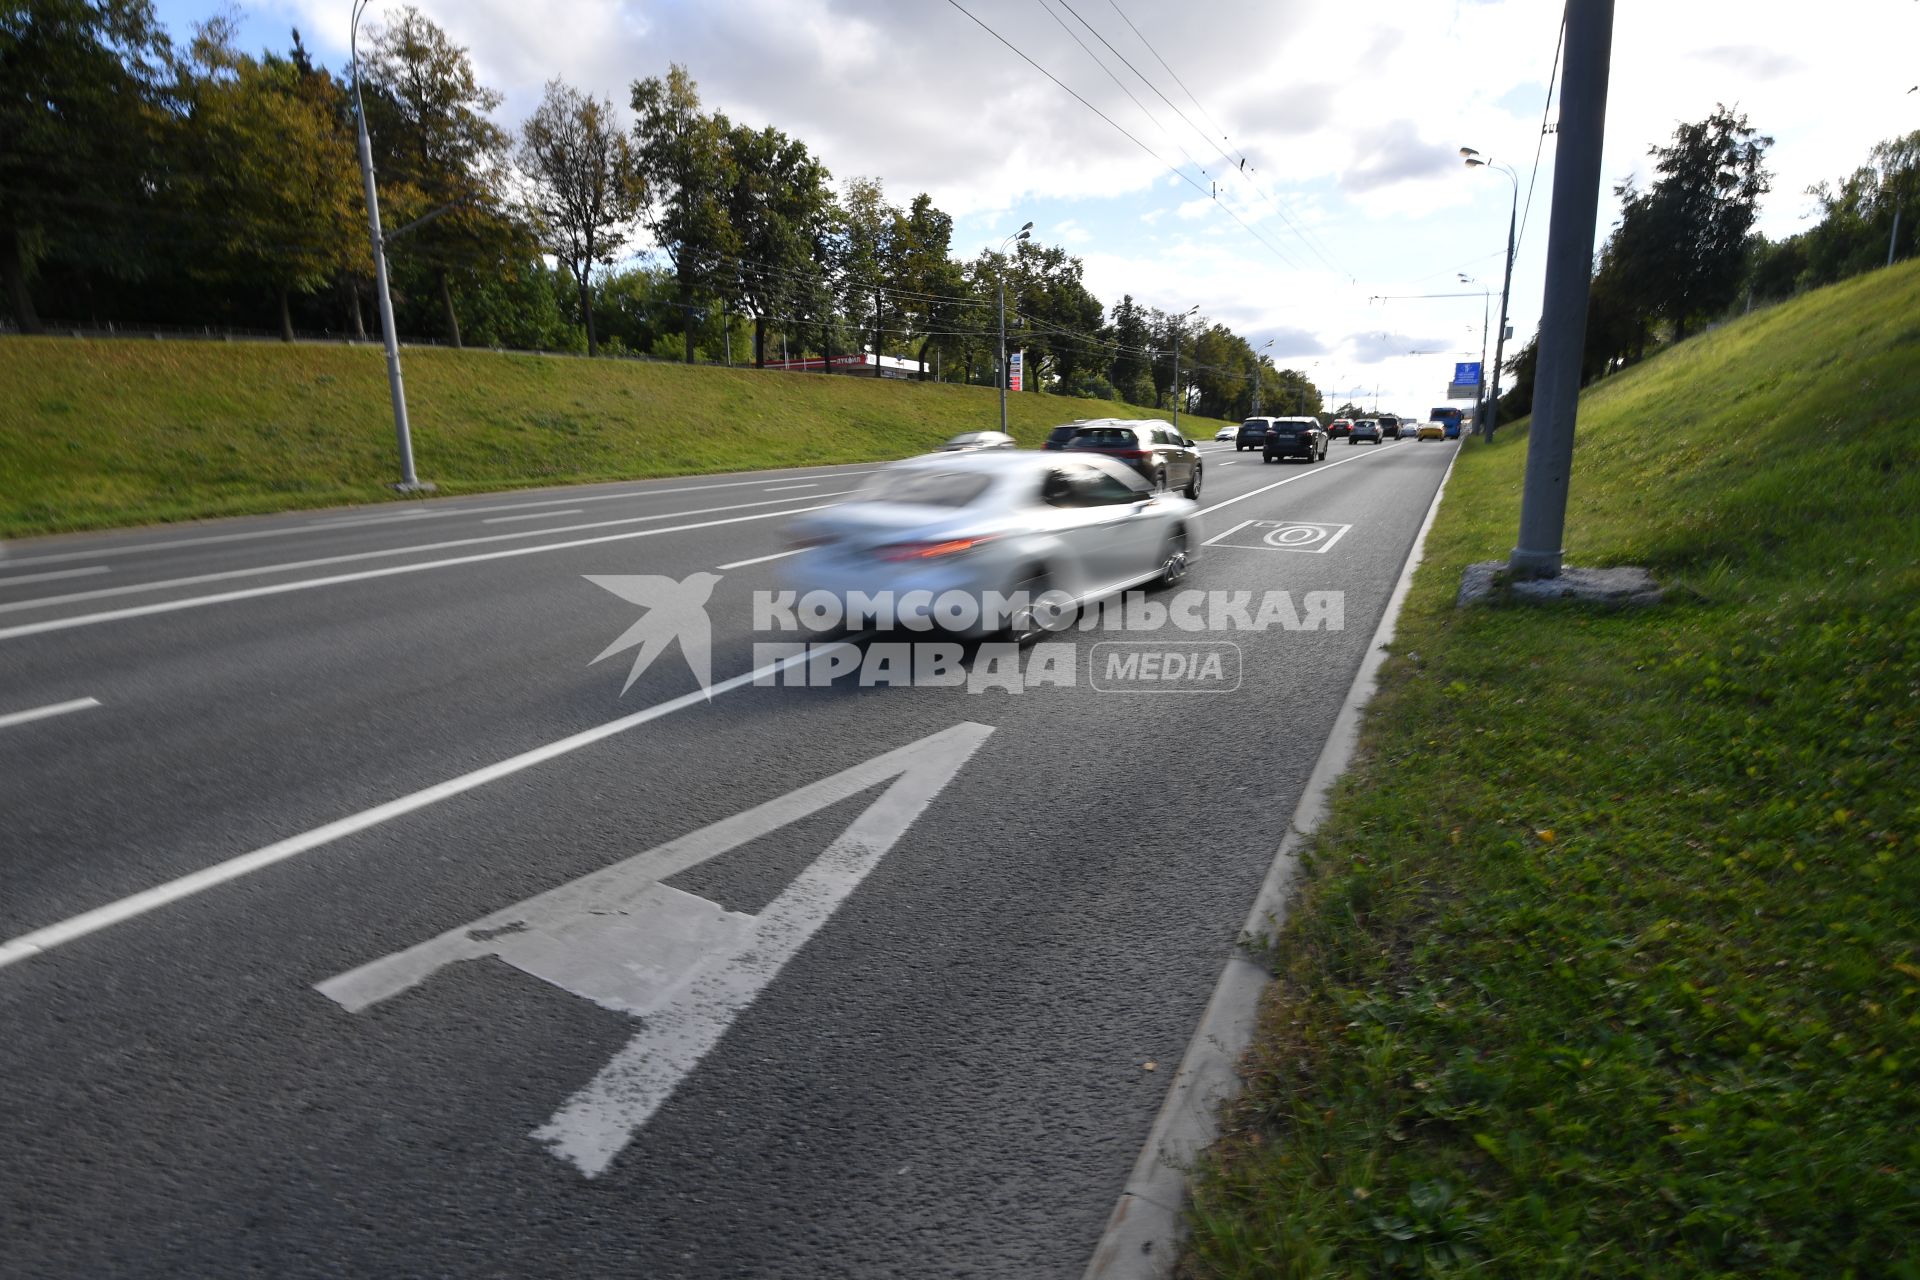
top-left (1417, 421), bottom-right (1447, 441)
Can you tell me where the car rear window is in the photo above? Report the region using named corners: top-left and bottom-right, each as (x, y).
top-left (1046, 425), bottom-right (1081, 443)
top-left (1068, 428), bottom-right (1138, 446)
top-left (859, 469), bottom-right (993, 507)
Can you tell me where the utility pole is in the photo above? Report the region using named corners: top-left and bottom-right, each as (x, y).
top-left (1461, 151), bottom-right (1518, 442)
top-left (1171, 303), bottom-right (1198, 432)
top-left (350, 0), bottom-right (428, 493)
top-left (996, 222), bottom-right (1031, 432)
top-left (1890, 198), bottom-right (1904, 268)
top-left (1510, 0), bottom-right (1615, 580)
top-left (722, 298), bottom-right (731, 366)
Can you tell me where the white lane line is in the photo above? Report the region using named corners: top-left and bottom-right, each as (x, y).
top-left (714, 548), bottom-right (803, 571)
top-left (0, 492), bottom-right (857, 620)
top-left (1201, 520), bottom-right (1255, 548)
top-left (0, 470), bottom-right (882, 570)
top-left (0, 565), bottom-right (110, 588)
top-left (1194, 442), bottom-right (1396, 519)
top-left (0, 697), bottom-right (100, 731)
top-left (0, 503), bottom-right (841, 643)
top-left (762, 483), bottom-right (818, 492)
top-left (484, 509), bottom-right (584, 525)
top-left (0, 641), bottom-right (857, 972)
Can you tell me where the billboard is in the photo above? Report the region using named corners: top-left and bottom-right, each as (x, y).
top-left (1447, 383), bottom-right (1479, 400)
top-left (1008, 350), bottom-right (1024, 392)
top-left (1453, 361), bottom-right (1482, 388)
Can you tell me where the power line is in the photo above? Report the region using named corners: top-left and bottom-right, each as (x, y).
top-left (939, 0), bottom-right (1304, 271)
top-left (1516, 3), bottom-right (1568, 258)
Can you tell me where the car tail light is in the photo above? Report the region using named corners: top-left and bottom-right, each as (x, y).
top-left (876, 536), bottom-right (995, 561)
top-left (1110, 448), bottom-right (1148, 460)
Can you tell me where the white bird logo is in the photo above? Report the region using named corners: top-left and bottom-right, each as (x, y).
top-left (584, 572), bottom-right (722, 695)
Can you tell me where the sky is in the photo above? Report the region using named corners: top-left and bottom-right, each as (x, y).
top-left (159, 0), bottom-right (1920, 413)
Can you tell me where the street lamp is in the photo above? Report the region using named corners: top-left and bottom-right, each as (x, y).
top-left (1250, 337), bottom-right (1274, 415)
top-left (996, 222), bottom-right (1032, 433)
top-left (1170, 304), bottom-right (1199, 431)
top-left (351, 0), bottom-right (429, 492)
top-left (1461, 272), bottom-right (1490, 427)
top-left (1462, 147), bottom-right (1517, 444)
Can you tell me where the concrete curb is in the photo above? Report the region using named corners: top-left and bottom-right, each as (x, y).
top-left (1082, 445), bottom-right (1462, 1280)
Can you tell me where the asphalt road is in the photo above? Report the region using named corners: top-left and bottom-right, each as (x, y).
top-left (0, 435), bottom-right (1457, 1278)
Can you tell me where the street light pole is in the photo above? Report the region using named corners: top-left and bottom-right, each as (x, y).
top-left (1510, 0), bottom-right (1616, 579)
top-left (350, 0), bottom-right (428, 492)
top-left (996, 222), bottom-right (1031, 433)
top-left (1171, 304), bottom-right (1198, 431)
top-left (1462, 149), bottom-right (1518, 444)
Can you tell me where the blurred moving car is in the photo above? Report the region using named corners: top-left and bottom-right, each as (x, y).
top-left (1236, 416), bottom-right (1277, 451)
top-left (780, 452), bottom-right (1196, 643)
top-left (1348, 419), bottom-right (1382, 445)
top-left (934, 431), bottom-right (1017, 452)
top-left (1214, 425), bottom-right (1237, 442)
top-left (1261, 416), bottom-right (1328, 464)
top-left (1043, 423), bottom-right (1087, 451)
top-left (1064, 419), bottom-right (1203, 499)
top-left (1416, 421), bottom-right (1446, 441)
top-left (1327, 418), bottom-right (1353, 439)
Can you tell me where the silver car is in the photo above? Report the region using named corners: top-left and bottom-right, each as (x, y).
top-left (781, 452), bottom-right (1196, 642)
top-left (932, 430), bottom-right (1016, 452)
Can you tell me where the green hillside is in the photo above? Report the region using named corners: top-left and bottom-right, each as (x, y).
top-left (0, 339), bottom-right (1232, 536)
top-left (1187, 261), bottom-right (1920, 1275)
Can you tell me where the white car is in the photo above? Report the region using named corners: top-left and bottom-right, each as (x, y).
top-left (781, 451), bottom-right (1196, 642)
top-left (1213, 425), bottom-right (1236, 442)
top-left (933, 431), bottom-right (1016, 452)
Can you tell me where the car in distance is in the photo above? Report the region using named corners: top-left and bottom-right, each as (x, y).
top-left (1213, 424), bottom-right (1237, 442)
top-left (1064, 419), bottom-right (1203, 498)
top-left (934, 431), bottom-right (1017, 452)
top-left (1235, 416), bottom-right (1278, 451)
top-left (1377, 413), bottom-right (1403, 440)
top-left (1261, 416), bottom-right (1328, 464)
top-left (1043, 422), bottom-right (1087, 451)
top-left (1326, 418), bottom-right (1353, 440)
top-left (780, 451), bottom-right (1196, 644)
top-left (1416, 421), bottom-right (1446, 441)
top-left (1348, 419), bottom-right (1382, 445)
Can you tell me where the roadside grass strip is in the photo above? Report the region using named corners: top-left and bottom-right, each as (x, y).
top-left (1183, 261), bottom-right (1920, 1276)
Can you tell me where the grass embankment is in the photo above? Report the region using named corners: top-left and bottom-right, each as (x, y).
top-left (0, 339), bottom-right (1230, 537)
top-left (1185, 260), bottom-right (1920, 1276)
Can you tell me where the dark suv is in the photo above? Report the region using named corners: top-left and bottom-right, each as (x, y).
top-left (1065, 420), bottom-right (1203, 498)
top-left (1235, 416), bottom-right (1277, 451)
top-left (1043, 422), bottom-right (1086, 450)
top-left (1261, 416), bottom-right (1328, 464)
top-left (1378, 413), bottom-right (1403, 440)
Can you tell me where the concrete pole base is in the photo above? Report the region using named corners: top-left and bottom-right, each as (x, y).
top-left (392, 481), bottom-right (438, 495)
top-left (1458, 561), bottom-right (1661, 609)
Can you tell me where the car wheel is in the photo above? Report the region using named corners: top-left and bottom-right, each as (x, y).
top-left (1153, 526), bottom-right (1190, 589)
top-left (1183, 463), bottom-right (1202, 500)
top-left (1007, 567), bottom-right (1070, 647)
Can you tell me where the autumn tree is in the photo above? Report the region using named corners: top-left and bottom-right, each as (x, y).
top-left (630, 65), bottom-right (736, 363)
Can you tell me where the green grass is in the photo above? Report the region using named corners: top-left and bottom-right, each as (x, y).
top-left (0, 339), bottom-right (1232, 537)
top-left (1183, 261), bottom-right (1920, 1277)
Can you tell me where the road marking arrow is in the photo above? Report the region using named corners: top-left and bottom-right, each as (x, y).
top-left (316, 720), bottom-right (994, 1177)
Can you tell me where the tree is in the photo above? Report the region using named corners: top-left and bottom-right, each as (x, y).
top-left (518, 79), bottom-right (641, 357)
top-left (630, 65), bottom-right (736, 363)
top-left (360, 6), bottom-right (515, 347)
top-left (1611, 106), bottom-right (1772, 340)
top-left (0, 0), bottom-right (174, 331)
top-left (177, 21), bottom-right (365, 340)
top-left (721, 122), bottom-right (832, 368)
top-left (896, 193), bottom-right (965, 379)
top-left (1804, 130), bottom-right (1920, 285)
top-left (1109, 295), bottom-right (1153, 404)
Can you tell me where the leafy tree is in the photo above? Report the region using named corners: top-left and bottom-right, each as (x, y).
top-left (630, 64), bottom-right (736, 363)
top-left (1804, 129), bottom-right (1920, 284)
top-left (833, 176), bottom-right (901, 364)
top-left (359, 6), bottom-right (517, 348)
top-left (518, 79), bottom-right (640, 356)
top-left (720, 121), bottom-right (832, 367)
top-left (1612, 106), bottom-right (1772, 340)
top-left (176, 22), bottom-right (366, 340)
top-left (0, 0), bottom-right (174, 331)
top-left (896, 193), bottom-right (966, 379)
top-left (1109, 295), bottom-right (1153, 404)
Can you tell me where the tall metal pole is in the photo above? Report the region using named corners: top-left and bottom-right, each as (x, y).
top-left (1171, 333), bottom-right (1181, 431)
top-left (350, 0), bottom-right (425, 492)
top-left (1890, 199), bottom-right (1904, 268)
top-left (1510, 0), bottom-right (1615, 579)
top-left (1487, 176), bottom-right (1517, 443)
top-left (997, 274), bottom-right (1009, 433)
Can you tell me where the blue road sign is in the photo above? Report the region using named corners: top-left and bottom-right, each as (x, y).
top-left (1454, 361), bottom-right (1483, 387)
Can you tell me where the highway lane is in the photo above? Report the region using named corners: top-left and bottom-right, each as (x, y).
top-left (1, 436), bottom-right (1455, 1277)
